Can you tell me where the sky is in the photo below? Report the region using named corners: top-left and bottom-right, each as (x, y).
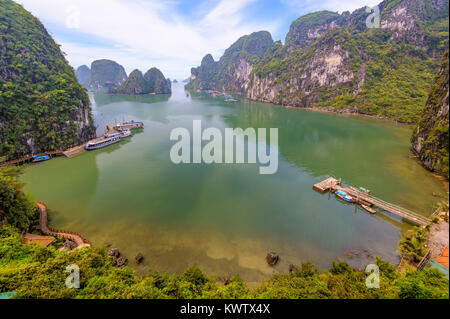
top-left (14, 0), bottom-right (380, 80)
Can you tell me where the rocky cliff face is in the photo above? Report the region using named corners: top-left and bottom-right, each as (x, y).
top-left (186, 31), bottom-right (273, 93)
top-left (285, 11), bottom-right (345, 50)
top-left (0, 0), bottom-right (95, 159)
top-left (411, 50), bottom-right (449, 179)
top-left (113, 67), bottom-right (171, 95)
top-left (86, 59), bottom-right (127, 89)
top-left (248, 27), bottom-right (358, 107)
top-left (186, 0), bottom-right (448, 123)
top-left (75, 65), bottom-right (91, 86)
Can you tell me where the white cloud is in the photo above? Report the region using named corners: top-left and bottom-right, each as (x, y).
top-left (281, 0), bottom-right (381, 14)
top-left (15, 0), bottom-right (277, 80)
top-left (14, 0), bottom-right (381, 80)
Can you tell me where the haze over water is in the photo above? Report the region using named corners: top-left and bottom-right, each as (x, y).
top-left (22, 83), bottom-right (447, 282)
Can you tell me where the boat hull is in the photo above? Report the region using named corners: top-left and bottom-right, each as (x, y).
top-left (32, 156), bottom-right (50, 163)
top-left (85, 136), bottom-right (122, 151)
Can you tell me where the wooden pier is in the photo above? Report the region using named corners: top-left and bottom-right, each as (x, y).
top-left (1, 121), bottom-right (144, 168)
top-left (36, 202), bottom-right (90, 249)
top-left (63, 144), bottom-right (87, 158)
top-left (0, 150), bottom-right (64, 167)
top-left (313, 177), bottom-right (430, 226)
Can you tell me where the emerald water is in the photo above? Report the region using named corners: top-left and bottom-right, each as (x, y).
top-left (22, 83), bottom-right (446, 282)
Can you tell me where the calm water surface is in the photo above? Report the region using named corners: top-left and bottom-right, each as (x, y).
top-left (22, 83), bottom-right (446, 282)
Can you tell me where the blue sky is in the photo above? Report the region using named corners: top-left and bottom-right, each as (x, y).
top-left (15, 0), bottom-right (379, 80)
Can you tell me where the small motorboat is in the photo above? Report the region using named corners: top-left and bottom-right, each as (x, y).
top-left (32, 155), bottom-right (51, 163)
top-left (359, 187), bottom-right (371, 194)
top-left (362, 204), bottom-right (377, 214)
top-left (335, 190), bottom-right (354, 203)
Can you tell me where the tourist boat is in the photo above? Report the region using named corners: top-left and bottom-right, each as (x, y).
top-left (32, 155), bottom-right (51, 163)
top-left (335, 190), bottom-right (354, 203)
top-left (85, 134), bottom-right (122, 151)
top-left (224, 98), bottom-right (238, 103)
top-left (114, 120), bottom-right (144, 131)
top-left (361, 204), bottom-right (377, 214)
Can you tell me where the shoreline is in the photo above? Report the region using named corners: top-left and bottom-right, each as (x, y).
top-left (244, 96), bottom-right (410, 125)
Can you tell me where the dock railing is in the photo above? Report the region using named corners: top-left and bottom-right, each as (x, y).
top-left (315, 176), bottom-right (431, 226)
top-left (350, 188), bottom-right (429, 220)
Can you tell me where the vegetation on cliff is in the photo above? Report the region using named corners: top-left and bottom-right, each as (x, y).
top-left (0, 167), bottom-right (38, 231)
top-left (0, 0), bottom-right (96, 160)
top-left (411, 50), bottom-right (449, 179)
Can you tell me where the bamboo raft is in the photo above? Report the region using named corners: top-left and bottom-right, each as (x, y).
top-left (313, 177), bottom-right (430, 226)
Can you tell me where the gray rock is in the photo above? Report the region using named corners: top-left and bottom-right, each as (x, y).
top-left (266, 252), bottom-right (279, 266)
top-left (116, 256), bottom-right (128, 268)
top-left (135, 253), bottom-right (144, 264)
top-left (108, 248), bottom-right (120, 257)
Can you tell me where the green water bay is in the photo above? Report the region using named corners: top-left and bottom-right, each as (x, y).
top-left (21, 84), bottom-right (446, 282)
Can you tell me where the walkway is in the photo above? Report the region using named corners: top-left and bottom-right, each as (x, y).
top-left (36, 202), bottom-right (90, 249)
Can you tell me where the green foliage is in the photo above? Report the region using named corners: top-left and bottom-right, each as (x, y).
top-left (0, 224), bottom-right (448, 299)
top-left (397, 268), bottom-right (449, 299)
top-left (398, 227), bottom-right (429, 263)
top-left (0, 0), bottom-right (95, 160)
top-left (0, 167), bottom-right (38, 230)
top-left (411, 50), bottom-right (449, 179)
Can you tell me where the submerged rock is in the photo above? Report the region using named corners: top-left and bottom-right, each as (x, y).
top-left (116, 256), bottom-right (128, 268)
top-left (108, 248), bottom-right (120, 257)
top-left (266, 252), bottom-right (279, 266)
top-left (135, 253), bottom-right (144, 264)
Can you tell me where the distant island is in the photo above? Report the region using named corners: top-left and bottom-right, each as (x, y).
top-left (76, 59), bottom-right (128, 89)
top-left (111, 67), bottom-right (171, 95)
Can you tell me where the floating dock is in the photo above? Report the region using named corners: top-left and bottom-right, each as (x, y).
top-left (313, 177), bottom-right (430, 226)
